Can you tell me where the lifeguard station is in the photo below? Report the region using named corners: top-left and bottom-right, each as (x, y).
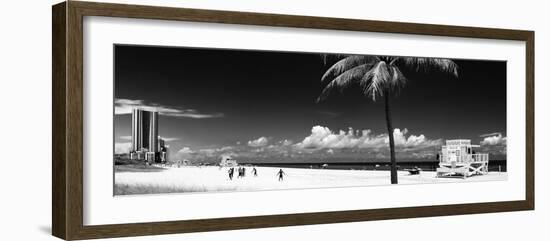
top-left (436, 139), bottom-right (489, 178)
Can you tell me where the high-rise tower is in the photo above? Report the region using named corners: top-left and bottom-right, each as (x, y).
top-left (130, 109), bottom-right (159, 162)
top-left (148, 111), bottom-right (158, 153)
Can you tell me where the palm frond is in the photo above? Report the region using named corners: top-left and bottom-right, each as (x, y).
top-left (320, 53), bottom-right (349, 65)
top-left (361, 61), bottom-right (391, 101)
top-left (398, 57), bottom-right (458, 77)
top-left (317, 63), bottom-right (372, 102)
top-left (389, 65), bottom-right (407, 89)
top-left (321, 55), bottom-right (379, 83)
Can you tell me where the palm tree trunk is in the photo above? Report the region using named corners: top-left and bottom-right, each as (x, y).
top-left (384, 90), bottom-right (398, 184)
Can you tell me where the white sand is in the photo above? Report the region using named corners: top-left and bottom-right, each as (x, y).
top-left (115, 166), bottom-right (508, 195)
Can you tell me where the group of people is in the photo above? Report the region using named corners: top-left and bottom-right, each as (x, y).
top-left (227, 166), bottom-right (258, 180)
top-left (226, 166), bottom-right (286, 181)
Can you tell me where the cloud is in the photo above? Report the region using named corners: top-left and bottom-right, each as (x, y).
top-left (159, 136), bottom-right (180, 142)
top-left (480, 132), bottom-right (503, 138)
top-left (480, 133), bottom-right (507, 146)
top-left (178, 146), bottom-right (236, 156)
top-left (169, 127), bottom-right (443, 163)
top-left (177, 147), bottom-right (195, 154)
top-left (114, 98), bottom-right (224, 119)
top-left (115, 142), bottom-right (131, 154)
top-left (479, 133), bottom-right (507, 156)
top-left (218, 146), bottom-right (234, 151)
top-left (295, 125), bottom-right (441, 150)
top-left (119, 135), bottom-right (179, 142)
top-left (391, 128), bottom-right (442, 148)
top-left (248, 136), bottom-right (269, 147)
top-left (279, 139), bottom-right (294, 146)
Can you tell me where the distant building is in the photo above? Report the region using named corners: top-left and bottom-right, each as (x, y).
top-left (160, 151), bottom-right (168, 163)
top-left (159, 139), bottom-right (168, 163)
top-left (129, 108), bottom-right (168, 164)
top-left (130, 150), bottom-right (145, 160)
top-left (131, 109), bottom-right (158, 153)
top-left (170, 159), bottom-right (189, 167)
top-left (158, 138), bottom-right (165, 152)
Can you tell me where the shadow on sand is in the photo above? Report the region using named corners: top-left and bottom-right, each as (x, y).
top-left (38, 225), bottom-right (51, 235)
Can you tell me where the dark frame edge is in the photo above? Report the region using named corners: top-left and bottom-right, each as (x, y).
top-left (71, 1), bottom-right (534, 40)
top-left (52, 1), bottom-right (68, 240)
top-left (66, 0), bottom-right (86, 240)
top-left (73, 201), bottom-right (532, 240)
top-left (525, 31), bottom-right (535, 210)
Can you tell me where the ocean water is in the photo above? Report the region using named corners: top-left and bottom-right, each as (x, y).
top-left (243, 160), bottom-right (507, 172)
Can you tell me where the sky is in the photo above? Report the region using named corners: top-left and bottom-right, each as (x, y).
top-left (113, 44), bottom-right (507, 163)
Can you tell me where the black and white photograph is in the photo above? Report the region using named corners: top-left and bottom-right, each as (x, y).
top-left (1, 0), bottom-right (544, 240)
top-left (113, 44), bottom-right (507, 195)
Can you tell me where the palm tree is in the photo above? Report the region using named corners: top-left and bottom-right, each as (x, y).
top-left (317, 55), bottom-right (458, 184)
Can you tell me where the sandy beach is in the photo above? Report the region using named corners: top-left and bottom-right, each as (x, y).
top-left (114, 166), bottom-right (507, 195)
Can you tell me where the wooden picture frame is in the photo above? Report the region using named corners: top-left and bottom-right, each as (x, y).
top-left (52, 1), bottom-right (534, 240)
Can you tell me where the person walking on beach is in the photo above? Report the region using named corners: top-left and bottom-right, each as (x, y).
top-left (228, 167), bottom-right (234, 180)
top-left (252, 167), bottom-right (258, 177)
top-left (277, 169), bottom-right (285, 181)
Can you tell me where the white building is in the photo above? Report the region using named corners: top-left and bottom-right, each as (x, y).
top-left (220, 156), bottom-right (238, 167)
top-left (437, 139), bottom-right (489, 178)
